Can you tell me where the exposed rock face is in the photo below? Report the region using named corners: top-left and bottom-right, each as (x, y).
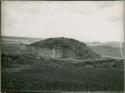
top-left (30, 37), bottom-right (101, 59)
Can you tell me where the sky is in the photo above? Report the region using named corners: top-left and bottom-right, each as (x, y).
top-left (1, 1), bottom-right (124, 42)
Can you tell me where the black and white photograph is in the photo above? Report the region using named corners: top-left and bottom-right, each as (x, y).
top-left (1, 1), bottom-right (124, 93)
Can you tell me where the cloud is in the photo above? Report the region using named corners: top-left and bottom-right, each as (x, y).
top-left (1, 1), bottom-right (124, 42)
top-left (95, 1), bottom-right (124, 22)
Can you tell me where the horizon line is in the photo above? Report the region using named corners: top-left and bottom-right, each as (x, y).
top-left (1, 35), bottom-right (122, 43)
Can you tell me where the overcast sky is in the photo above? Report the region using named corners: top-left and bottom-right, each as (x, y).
top-left (1, 1), bottom-right (124, 42)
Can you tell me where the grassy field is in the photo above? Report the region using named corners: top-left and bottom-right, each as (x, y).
top-left (2, 53), bottom-right (124, 92)
top-left (1, 38), bottom-right (124, 92)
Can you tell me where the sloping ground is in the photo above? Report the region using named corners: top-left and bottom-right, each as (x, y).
top-left (1, 37), bottom-right (124, 92)
top-left (1, 54), bottom-right (124, 92)
top-left (86, 41), bottom-right (123, 58)
top-left (1, 43), bottom-right (37, 55)
top-left (31, 37), bottom-right (101, 60)
top-left (89, 46), bottom-right (122, 58)
top-left (1, 37), bottom-right (38, 55)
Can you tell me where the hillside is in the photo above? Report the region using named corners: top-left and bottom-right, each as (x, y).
top-left (86, 42), bottom-right (123, 58)
top-left (89, 46), bottom-right (122, 58)
top-left (2, 36), bottom-right (124, 92)
top-left (31, 37), bottom-right (101, 60)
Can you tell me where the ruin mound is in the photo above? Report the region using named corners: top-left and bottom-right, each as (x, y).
top-left (31, 37), bottom-right (101, 59)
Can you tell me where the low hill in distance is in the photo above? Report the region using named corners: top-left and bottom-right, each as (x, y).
top-left (1, 36), bottom-right (43, 44)
top-left (86, 42), bottom-right (123, 58)
top-left (86, 42), bottom-right (121, 48)
top-left (30, 37), bottom-right (101, 60)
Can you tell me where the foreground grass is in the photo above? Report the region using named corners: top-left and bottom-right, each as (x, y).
top-left (1, 55), bottom-right (124, 92)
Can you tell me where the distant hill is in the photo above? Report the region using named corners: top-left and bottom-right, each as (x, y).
top-left (31, 37), bottom-right (101, 60)
top-left (1, 36), bottom-right (43, 44)
top-left (87, 42), bottom-right (123, 58)
top-left (86, 42), bottom-right (121, 48)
